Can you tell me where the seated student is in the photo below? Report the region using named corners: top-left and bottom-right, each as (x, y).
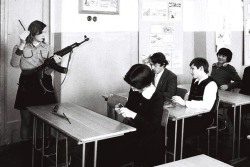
top-left (98, 64), bottom-right (164, 167)
top-left (210, 47), bottom-right (241, 91)
top-left (169, 58), bottom-right (218, 152)
top-left (149, 52), bottom-right (177, 103)
top-left (211, 48), bottom-right (242, 133)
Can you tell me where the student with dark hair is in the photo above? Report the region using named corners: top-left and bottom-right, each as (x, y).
top-left (210, 47), bottom-right (241, 91)
top-left (149, 52), bottom-right (177, 103)
top-left (168, 58), bottom-right (218, 153)
top-left (210, 48), bottom-right (241, 134)
top-left (98, 64), bottom-right (164, 167)
top-left (10, 20), bottom-right (63, 141)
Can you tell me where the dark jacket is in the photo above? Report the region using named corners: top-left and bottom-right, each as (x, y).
top-left (240, 66), bottom-right (250, 95)
top-left (211, 63), bottom-right (241, 90)
top-left (154, 68), bottom-right (177, 102)
top-left (124, 89), bottom-right (164, 166)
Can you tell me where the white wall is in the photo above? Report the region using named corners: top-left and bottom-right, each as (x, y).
top-left (51, 0), bottom-right (139, 115)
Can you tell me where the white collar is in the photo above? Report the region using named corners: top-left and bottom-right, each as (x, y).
top-left (195, 75), bottom-right (209, 84)
top-left (155, 68), bottom-right (164, 77)
top-left (142, 84), bottom-right (156, 99)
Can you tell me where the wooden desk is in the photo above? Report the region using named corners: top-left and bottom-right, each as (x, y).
top-left (104, 93), bottom-right (209, 161)
top-left (165, 105), bottom-right (209, 161)
top-left (28, 103), bottom-right (136, 167)
top-left (178, 84), bottom-right (250, 162)
top-left (155, 154), bottom-right (233, 167)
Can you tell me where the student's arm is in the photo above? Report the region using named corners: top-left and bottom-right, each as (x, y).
top-left (10, 31), bottom-right (30, 68)
top-left (227, 65), bottom-right (241, 90)
top-left (10, 45), bottom-right (21, 68)
top-left (185, 81), bottom-right (217, 110)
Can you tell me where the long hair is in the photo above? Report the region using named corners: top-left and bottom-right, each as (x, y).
top-left (26, 20), bottom-right (46, 44)
top-left (124, 64), bottom-right (153, 89)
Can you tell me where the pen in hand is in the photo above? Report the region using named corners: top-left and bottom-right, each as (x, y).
top-left (63, 112), bottom-right (71, 124)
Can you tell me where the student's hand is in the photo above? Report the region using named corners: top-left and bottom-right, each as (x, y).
top-left (19, 31), bottom-right (30, 44)
top-left (114, 103), bottom-right (123, 114)
top-left (53, 55), bottom-right (62, 63)
top-left (172, 96), bottom-right (186, 106)
top-left (220, 84), bottom-right (228, 91)
top-left (120, 108), bottom-right (137, 119)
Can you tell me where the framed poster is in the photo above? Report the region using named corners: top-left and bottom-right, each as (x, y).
top-left (79, 0), bottom-right (120, 15)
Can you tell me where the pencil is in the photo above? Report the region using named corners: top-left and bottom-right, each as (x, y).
top-left (18, 20), bottom-right (26, 30)
top-left (63, 112), bottom-right (71, 124)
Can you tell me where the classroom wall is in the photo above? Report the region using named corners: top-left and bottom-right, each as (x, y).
top-left (184, 0), bottom-right (245, 80)
top-left (51, 0), bottom-right (139, 115)
top-left (1, 0), bottom-right (246, 145)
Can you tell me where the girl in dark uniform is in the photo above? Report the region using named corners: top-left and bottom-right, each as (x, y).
top-left (10, 20), bottom-right (62, 140)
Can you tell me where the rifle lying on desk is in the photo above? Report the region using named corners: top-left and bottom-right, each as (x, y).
top-left (35, 35), bottom-right (89, 74)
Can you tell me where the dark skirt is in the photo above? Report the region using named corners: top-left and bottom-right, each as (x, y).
top-left (14, 72), bottom-right (57, 110)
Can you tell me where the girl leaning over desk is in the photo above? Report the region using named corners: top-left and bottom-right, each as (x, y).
top-left (10, 20), bottom-right (63, 141)
top-left (98, 64), bottom-right (164, 167)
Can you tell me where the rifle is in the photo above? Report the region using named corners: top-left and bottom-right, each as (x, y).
top-left (35, 35), bottom-right (89, 74)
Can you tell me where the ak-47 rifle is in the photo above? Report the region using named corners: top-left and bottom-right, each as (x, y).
top-left (35, 35), bottom-right (89, 74)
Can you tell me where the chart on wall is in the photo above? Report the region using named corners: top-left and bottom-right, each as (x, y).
top-left (139, 0), bottom-right (183, 74)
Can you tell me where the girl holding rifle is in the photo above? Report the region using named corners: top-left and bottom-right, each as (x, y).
top-left (10, 20), bottom-right (62, 141)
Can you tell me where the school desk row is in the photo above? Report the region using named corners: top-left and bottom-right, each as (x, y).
top-left (104, 85), bottom-right (250, 164)
top-left (27, 85), bottom-right (250, 167)
top-left (178, 84), bottom-right (250, 164)
top-left (27, 102), bottom-right (234, 167)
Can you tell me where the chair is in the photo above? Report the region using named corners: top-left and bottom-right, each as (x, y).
top-left (206, 97), bottom-right (220, 157)
top-left (107, 94), bottom-right (128, 120)
top-left (176, 87), bottom-right (188, 100)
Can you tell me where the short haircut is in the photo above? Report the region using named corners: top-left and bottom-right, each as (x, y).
top-left (124, 64), bottom-right (153, 89)
top-left (217, 48), bottom-right (232, 62)
top-left (149, 52), bottom-right (169, 67)
top-left (26, 20), bottom-right (46, 44)
top-left (189, 57), bottom-right (209, 74)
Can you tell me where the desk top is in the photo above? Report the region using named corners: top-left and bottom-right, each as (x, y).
top-left (178, 84), bottom-right (250, 106)
top-left (155, 154), bottom-right (233, 167)
top-left (165, 105), bottom-right (209, 121)
top-left (28, 103), bottom-right (136, 144)
top-left (106, 92), bottom-right (209, 122)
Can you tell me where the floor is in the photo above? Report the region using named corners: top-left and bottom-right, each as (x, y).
top-left (0, 131), bottom-right (250, 167)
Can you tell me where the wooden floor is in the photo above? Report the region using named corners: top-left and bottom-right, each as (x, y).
top-left (0, 132), bottom-right (250, 167)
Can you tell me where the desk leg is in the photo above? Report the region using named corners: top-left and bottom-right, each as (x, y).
top-left (232, 106), bottom-right (236, 160)
top-left (173, 121), bottom-right (178, 161)
top-left (238, 106), bottom-right (242, 158)
top-left (41, 122), bottom-right (45, 167)
top-left (82, 143), bottom-right (86, 167)
top-left (94, 141), bottom-right (98, 167)
top-left (32, 117), bottom-right (37, 167)
top-left (56, 132), bottom-right (58, 167)
top-left (66, 137), bottom-right (68, 167)
top-left (180, 119), bottom-right (184, 160)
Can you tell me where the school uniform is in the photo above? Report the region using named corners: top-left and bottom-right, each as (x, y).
top-left (11, 43), bottom-right (57, 110)
top-left (167, 76), bottom-right (218, 153)
top-left (98, 85), bottom-right (164, 167)
top-left (153, 68), bottom-right (177, 102)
